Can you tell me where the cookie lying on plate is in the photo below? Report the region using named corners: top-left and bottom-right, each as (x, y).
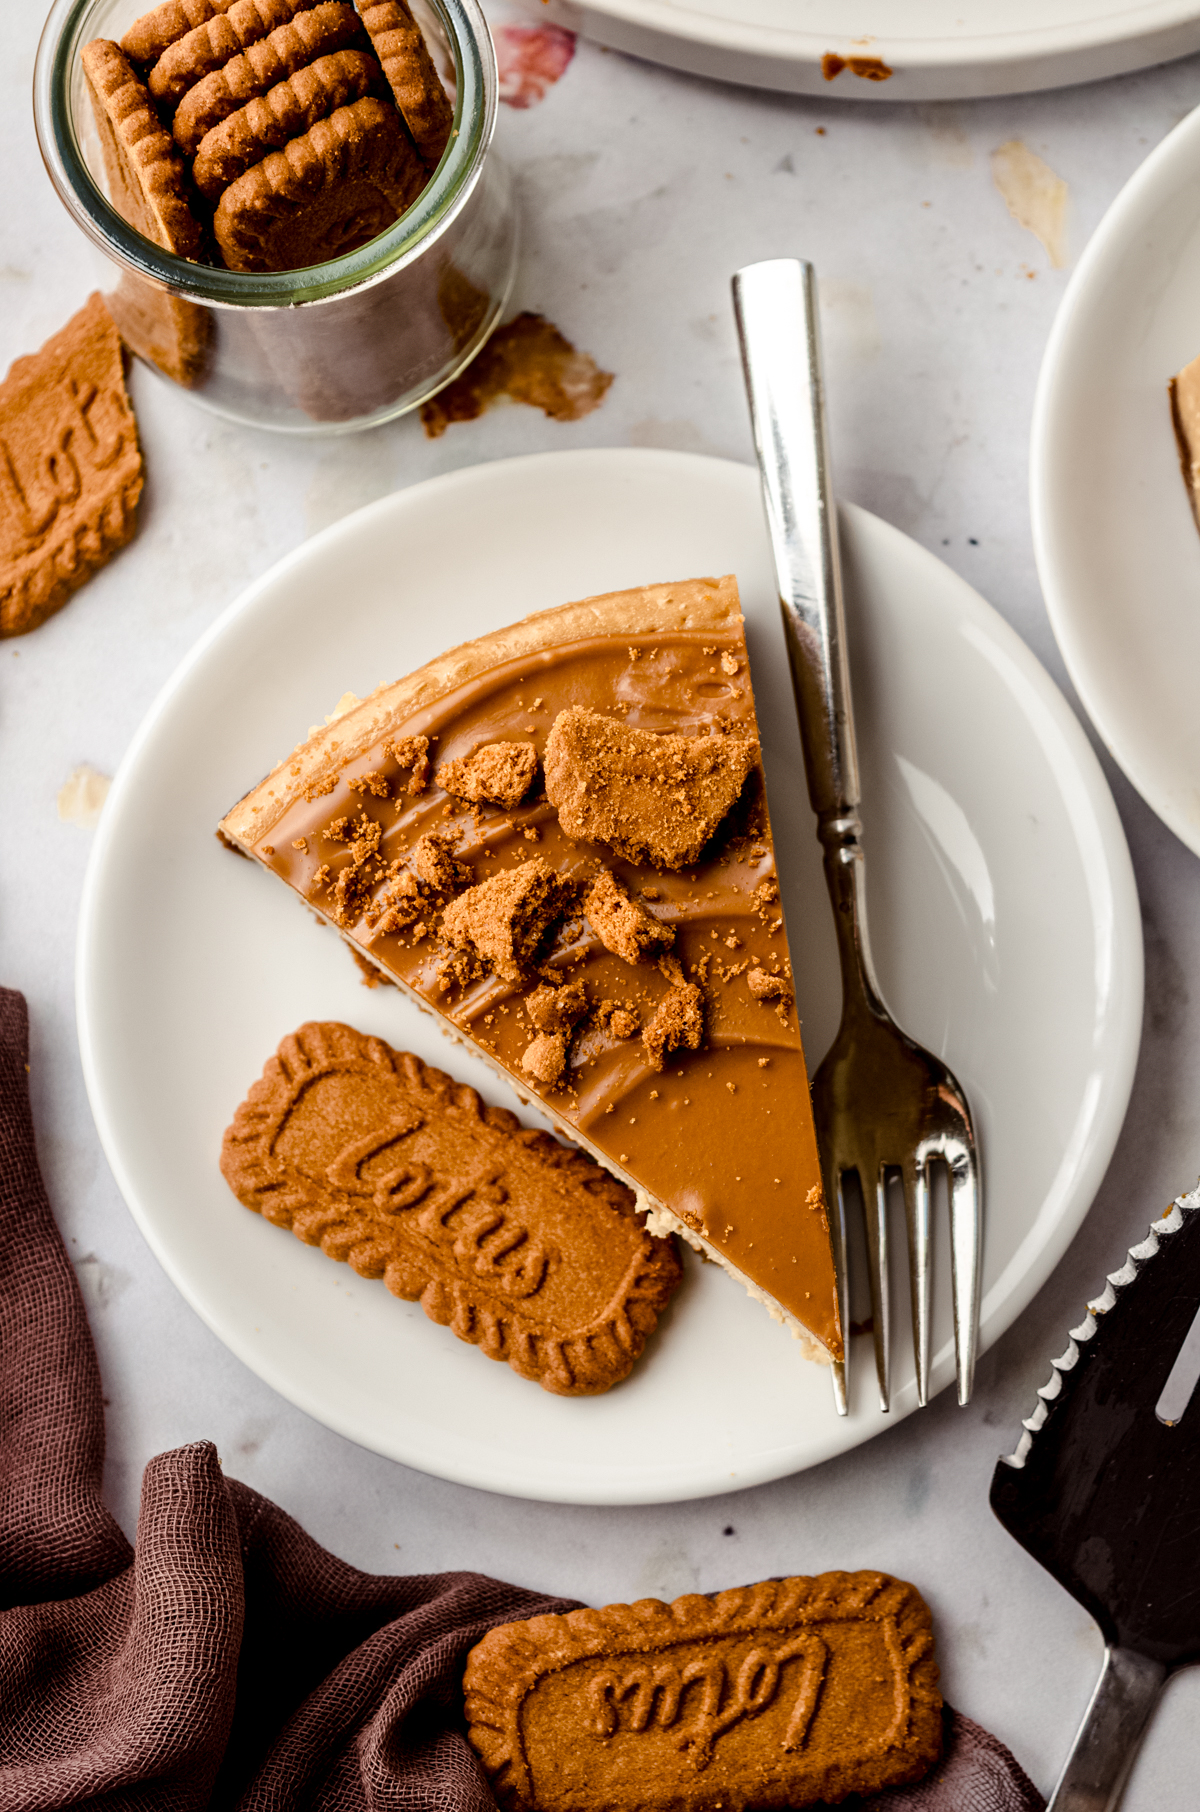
top-left (464, 1572), bottom-right (943, 1811)
top-left (220, 1020), bottom-right (682, 1393)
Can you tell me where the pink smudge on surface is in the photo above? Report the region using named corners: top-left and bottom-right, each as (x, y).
top-left (494, 23), bottom-right (576, 108)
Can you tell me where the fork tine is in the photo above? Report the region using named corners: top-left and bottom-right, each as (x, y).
top-left (904, 1160), bottom-right (932, 1408)
top-left (828, 1170), bottom-right (851, 1417)
top-left (949, 1142), bottom-right (981, 1405)
top-left (864, 1168), bottom-right (891, 1412)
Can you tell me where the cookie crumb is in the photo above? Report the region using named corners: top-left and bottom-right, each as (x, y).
top-left (436, 740), bottom-right (539, 809)
top-left (583, 868), bottom-right (674, 965)
top-left (525, 979), bottom-right (588, 1034)
top-left (544, 706), bottom-right (758, 870)
top-left (748, 967), bottom-right (793, 1004)
top-left (441, 856), bottom-right (567, 981)
top-left (642, 982), bottom-right (704, 1072)
top-left (595, 1001), bottom-right (639, 1039)
top-left (412, 830), bottom-right (470, 894)
top-left (522, 1031), bottom-right (567, 1086)
top-left (383, 733), bottom-right (431, 793)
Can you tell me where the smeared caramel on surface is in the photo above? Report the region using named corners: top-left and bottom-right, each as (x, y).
top-left (821, 51), bottom-right (893, 80)
top-left (419, 313), bottom-right (613, 439)
top-left (253, 628), bottom-right (839, 1358)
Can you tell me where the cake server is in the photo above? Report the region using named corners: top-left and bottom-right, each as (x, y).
top-left (732, 256), bottom-right (982, 1415)
top-left (991, 1184), bottom-right (1200, 1811)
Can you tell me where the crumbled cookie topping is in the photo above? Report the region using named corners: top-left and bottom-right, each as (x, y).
top-left (748, 966), bottom-right (792, 1003)
top-left (436, 740), bottom-right (539, 809)
top-left (346, 768), bottom-right (390, 798)
top-left (595, 1000), bottom-right (639, 1040)
top-left (525, 979), bottom-right (588, 1034)
top-left (582, 868), bottom-right (674, 966)
top-left (383, 734), bottom-right (431, 793)
top-left (522, 1031), bottom-right (568, 1087)
top-left (412, 830), bottom-right (470, 894)
top-left (543, 706), bottom-right (758, 869)
top-left (642, 982), bottom-right (704, 1072)
top-left (440, 856), bottom-right (567, 982)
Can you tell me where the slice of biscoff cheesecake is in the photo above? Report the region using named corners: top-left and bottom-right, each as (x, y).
top-left (218, 574), bottom-right (842, 1365)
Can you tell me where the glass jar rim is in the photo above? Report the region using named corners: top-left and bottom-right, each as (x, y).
top-left (33, 0), bottom-right (498, 309)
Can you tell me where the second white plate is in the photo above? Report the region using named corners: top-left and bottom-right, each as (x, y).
top-left (519, 0), bottom-right (1200, 101)
top-left (1034, 101), bottom-right (1200, 861)
top-left (78, 449), bottom-right (1142, 1504)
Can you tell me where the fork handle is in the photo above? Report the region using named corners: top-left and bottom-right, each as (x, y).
top-left (732, 258), bottom-right (859, 825)
top-left (1048, 1647), bottom-right (1166, 1811)
top-left (732, 259), bottom-right (883, 1014)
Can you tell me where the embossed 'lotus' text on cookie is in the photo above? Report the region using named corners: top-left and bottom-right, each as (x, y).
top-left (463, 1573), bottom-right (943, 1811)
top-left (0, 294), bottom-right (143, 638)
top-left (213, 97), bottom-right (426, 271)
top-left (172, 1), bottom-right (366, 154)
top-left (220, 1020), bottom-right (681, 1393)
top-left (80, 39), bottom-right (205, 258)
top-left (148, 0), bottom-right (325, 107)
top-left (193, 49), bottom-right (385, 198)
top-left (357, 0), bottom-right (453, 168)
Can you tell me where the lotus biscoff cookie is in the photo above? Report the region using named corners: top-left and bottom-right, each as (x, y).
top-left (0, 294), bottom-right (143, 638)
top-left (121, 0), bottom-right (241, 67)
top-left (80, 39), bottom-right (205, 258)
top-left (213, 96), bottom-right (426, 269)
top-left (220, 1020), bottom-right (682, 1393)
top-left (193, 49), bottom-right (384, 198)
top-left (464, 1573), bottom-right (943, 1811)
top-left (172, 2), bottom-right (367, 154)
top-left (356, 0), bottom-right (453, 167)
top-left (148, 0), bottom-right (325, 108)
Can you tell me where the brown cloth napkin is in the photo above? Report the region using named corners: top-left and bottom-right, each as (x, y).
top-left (0, 987), bottom-right (1044, 1811)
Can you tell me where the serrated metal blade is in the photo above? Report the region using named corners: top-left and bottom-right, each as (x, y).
top-left (990, 1184), bottom-right (1200, 1669)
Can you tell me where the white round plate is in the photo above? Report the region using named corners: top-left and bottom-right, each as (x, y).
top-left (78, 449), bottom-right (1142, 1505)
top-left (518, 0), bottom-right (1200, 101)
top-left (1033, 102), bottom-right (1200, 860)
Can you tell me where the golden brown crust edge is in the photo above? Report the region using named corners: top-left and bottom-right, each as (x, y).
top-left (218, 574), bottom-right (743, 846)
top-left (463, 1572), bottom-right (942, 1812)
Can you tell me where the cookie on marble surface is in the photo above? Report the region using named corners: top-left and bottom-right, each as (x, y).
top-left (148, 0), bottom-right (324, 108)
top-left (0, 294), bottom-right (143, 637)
top-left (356, 0), bottom-right (453, 168)
top-left (80, 39), bottom-right (205, 259)
top-left (464, 1573), bottom-right (943, 1811)
top-left (193, 49), bottom-right (384, 198)
top-left (213, 96), bottom-right (426, 270)
top-left (172, 1), bottom-right (366, 154)
top-left (219, 1019), bottom-right (682, 1393)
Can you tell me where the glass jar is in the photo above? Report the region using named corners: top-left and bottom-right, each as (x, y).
top-left (34, 0), bottom-right (516, 433)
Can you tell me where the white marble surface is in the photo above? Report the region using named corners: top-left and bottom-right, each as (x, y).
top-left (6, 8), bottom-right (1200, 1803)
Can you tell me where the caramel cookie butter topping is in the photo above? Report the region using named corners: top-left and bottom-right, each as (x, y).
top-left (221, 1020), bottom-right (681, 1393)
top-left (463, 1572), bottom-right (942, 1811)
top-left (219, 575), bottom-right (841, 1362)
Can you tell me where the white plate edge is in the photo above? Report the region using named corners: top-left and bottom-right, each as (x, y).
top-left (1031, 99), bottom-right (1200, 860)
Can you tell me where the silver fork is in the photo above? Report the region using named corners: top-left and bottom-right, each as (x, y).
top-left (733, 257), bottom-right (982, 1416)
